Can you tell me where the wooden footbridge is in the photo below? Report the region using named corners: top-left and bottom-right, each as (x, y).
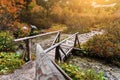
top-left (14, 30), bottom-right (81, 80)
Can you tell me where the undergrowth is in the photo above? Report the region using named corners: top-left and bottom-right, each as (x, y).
top-left (58, 63), bottom-right (105, 80)
top-left (0, 52), bottom-right (25, 74)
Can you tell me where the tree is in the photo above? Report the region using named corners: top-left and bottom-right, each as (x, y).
top-left (0, 0), bottom-right (25, 31)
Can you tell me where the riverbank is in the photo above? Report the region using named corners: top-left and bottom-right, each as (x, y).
top-left (67, 55), bottom-right (120, 80)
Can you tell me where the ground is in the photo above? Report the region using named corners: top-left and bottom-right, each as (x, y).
top-left (1, 30), bottom-right (120, 80)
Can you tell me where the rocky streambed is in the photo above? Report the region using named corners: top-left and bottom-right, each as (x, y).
top-left (67, 56), bottom-right (120, 80)
top-left (1, 30), bottom-right (120, 80)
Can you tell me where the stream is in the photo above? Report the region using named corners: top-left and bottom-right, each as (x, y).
top-left (67, 56), bottom-right (120, 80)
top-left (0, 30), bottom-right (120, 80)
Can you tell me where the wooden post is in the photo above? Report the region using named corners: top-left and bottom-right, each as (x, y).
top-left (25, 39), bottom-right (31, 61)
top-left (55, 46), bottom-right (61, 61)
top-left (55, 33), bottom-right (61, 61)
top-left (59, 47), bottom-right (67, 60)
top-left (74, 34), bottom-right (81, 48)
top-left (51, 32), bottom-right (60, 46)
top-left (76, 34), bottom-right (81, 48)
top-left (58, 32), bottom-right (60, 42)
top-left (74, 34), bottom-right (77, 47)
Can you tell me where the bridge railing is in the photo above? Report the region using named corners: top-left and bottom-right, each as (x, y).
top-left (36, 32), bottom-right (81, 80)
top-left (14, 30), bottom-right (61, 61)
top-left (36, 43), bottom-right (72, 80)
top-left (44, 32), bottom-right (80, 61)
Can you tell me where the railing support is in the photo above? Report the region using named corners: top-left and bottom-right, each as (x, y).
top-left (14, 30), bottom-right (61, 61)
top-left (59, 46), bottom-right (67, 59)
top-left (24, 39), bottom-right (31, 61)
top-left (52, 32), bottom-right (60, 46)
top-left (55, 33), bottom-right (61, 61)
top-left (74, 34), bottom-right (81, 48)
top-left (55, 46), bottom-right (62, 61)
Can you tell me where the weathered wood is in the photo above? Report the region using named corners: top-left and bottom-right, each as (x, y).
top-left (55, 46), bottom-right (61, 61)
top-left (14, 30), bottom-right (61, 42)
top-left (65, 47), bottom-right (74, 56)
top-left (76, 34), bottom-right (81, 48)
top-left (74, 34), bottom-right (81, 48)
top-left (51, 61), bottom-right (72, 80)
top-left (51, 32), bottom-right (60, 46)
top-left (14, 30), bottom-right (61, 61)
top-left (36, 44), bottom-right (65, 80)
top-left (24, 39), bottom-right (31, 61)
top-left (74, 34), bottom-right (77, 47)
top-left (59, 46), bottom-right (67, 57)
top-left (44, 32), bottom-right (78, 53)
top-left (73, 47), bottom-right (82, 51)
top-left (60, 47), bottom-right (73, 61)
top-left (47, 49), bottom-right (55, 60)
top-left (22, 48), bottom-right (26, 60)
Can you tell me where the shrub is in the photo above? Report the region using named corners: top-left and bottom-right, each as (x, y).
top-left (0, 31), bottom-right (17, 52)
top-left (59, 63), bottom-right (105, 80)
top-left (82, 25), bottom-right (120, 63)
top-left (43, 24), bottom-right (67, 32)
top-left (0, 52), bottom-right (25, 74)
top-left (83, 34), bottom-right (120, 59)
top-left (13, 22), bottom-right (31, 38)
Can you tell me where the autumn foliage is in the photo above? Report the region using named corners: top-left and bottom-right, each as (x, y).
top-left (0, 0), bottom-right (25, 13)
top-left (0, 0), bottom-right (26, 30)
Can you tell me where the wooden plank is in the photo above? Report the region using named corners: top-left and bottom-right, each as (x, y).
top-left (14, 30), bottom-right (62, 42)
top-left (60, 47), bottom-right (73, 60)
top-left (47, 49), bottom-right (55, 60)
top-left (73, 47), bottom-right (82, 51)
top-left (25, 39), bottom-right (31, 61)
top-left (44, 32), bottom-right (78, 53)
top-left (59, 47), bottom-right (67, 57)
top-left (60, 45), bottom-right (73, 50)
top-left (61, 43), bottom-right (74, 48)
top-left (51, 32), bottom-right (60, 46)
top-left (55, 46), bottom-right (61, 61)
top-left (36, 44), bottom-right (65, 80)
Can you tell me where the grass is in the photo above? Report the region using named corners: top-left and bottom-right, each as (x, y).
top-left (58, 63), bottom-right (105, 80)
top-left (0, 52), bottom-right (25, 74)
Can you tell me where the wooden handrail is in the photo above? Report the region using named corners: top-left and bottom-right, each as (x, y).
top-left (14, 30), bottom-right (62, 42)
top-left (44, 32), bottom-right (79, 53)
top-left (36, 44), bottom-right (72, 80)
top-left (14, 30), bottom-right (61, 61)
top-left (51, 60), bottom-right (72, 80)
top-left (35, 32), bottom-right (81, 79)
top-left (51, 31), bottom-right (60, 46)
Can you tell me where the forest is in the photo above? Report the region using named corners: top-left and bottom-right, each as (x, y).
top-left (0, 0), bottom-right (120, 80)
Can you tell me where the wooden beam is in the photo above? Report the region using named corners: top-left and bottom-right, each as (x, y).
top-left (36, 44), bottom-right (65, 80)
top-left (51, 60), bottom-right (72, 80)
top-left (24, 39), bottom-right (31, 61)
top-left (14, 30), bottom-right (62, 42)
top-left (59, 46), bottom-right (67, 57)
top-left (74, 34), bottom-right (77, 47)
top-left (51, 32), bottom-right (60, 46)
top-left (44, 32), bottom-right (79, 53)
top-left (55, 46), bottom-right (61, 61)
top-left (76, 34), bottom-right (81, 48)
top-left (66, 47), bottom-right (74, 56)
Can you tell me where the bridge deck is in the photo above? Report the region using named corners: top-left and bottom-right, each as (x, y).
top-left (47, 40), bottom-right (74, 61)
top-left (14, 31), bottom-right (79, 80)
